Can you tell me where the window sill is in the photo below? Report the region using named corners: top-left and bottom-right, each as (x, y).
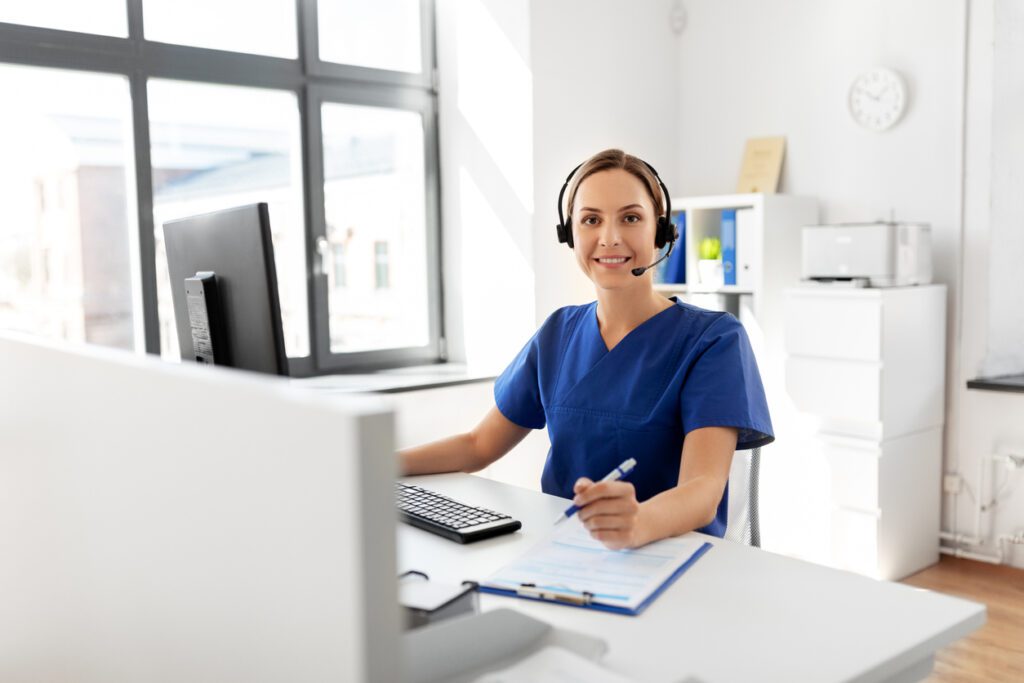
top-left (291, 363), bottom-right (496, 394)
top-left (965, 374), bottom-right (1024, 394)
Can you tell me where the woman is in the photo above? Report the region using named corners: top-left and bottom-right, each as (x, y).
top-left (400, 149), bottom-right (773, 549)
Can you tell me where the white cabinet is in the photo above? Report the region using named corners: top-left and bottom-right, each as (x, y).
top-left (784, 285), bottom-right (946, 580)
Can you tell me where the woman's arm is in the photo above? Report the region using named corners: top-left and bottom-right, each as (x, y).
top-left (573, 426), bottom-right (738, 549)
top-left (398, 406), bottom-right (532, 476)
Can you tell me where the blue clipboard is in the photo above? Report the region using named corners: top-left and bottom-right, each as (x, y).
top-left (478, 541), bottom-right (713, 616)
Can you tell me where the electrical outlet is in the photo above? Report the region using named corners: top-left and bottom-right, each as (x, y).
top-left (943, 473), bottom-right (962, 494)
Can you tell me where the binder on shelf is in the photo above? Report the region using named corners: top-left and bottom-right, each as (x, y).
top-left (735, 207), bottom-right (756, 288)
top-left (652, 244), bottom-right (670, 284)
top-left (661, 211), bottom-right (687, 284)
top-left (721, 209), bottom-right (737, 286)
top-left (478, 519), bottom-right (712, 616)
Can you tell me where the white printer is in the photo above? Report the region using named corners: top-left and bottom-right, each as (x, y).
top-left (801, 222), bottom-right (932, 287)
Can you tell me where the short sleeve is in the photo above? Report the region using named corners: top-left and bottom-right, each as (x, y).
top-left (680, 315), bottom-right (774, 450)
top-left (494, 328), bottom-right (546, 430)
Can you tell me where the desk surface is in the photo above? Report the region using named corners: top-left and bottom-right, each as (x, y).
top-left (399, 473), bottom-right (985, 683)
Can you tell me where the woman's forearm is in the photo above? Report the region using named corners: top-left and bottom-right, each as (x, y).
top-left (635, 476), bottom-right (724, 545)
top-left (398, 432), bottom-right (487, 476)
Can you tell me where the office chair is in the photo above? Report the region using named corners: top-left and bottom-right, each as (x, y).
top-left (745, 447), bottom-right (761, 547)
top-left (726, 446), bottom-right (762, 548)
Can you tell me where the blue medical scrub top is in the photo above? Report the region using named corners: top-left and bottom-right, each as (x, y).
top-left (494, 297), bottom-right (774, 537)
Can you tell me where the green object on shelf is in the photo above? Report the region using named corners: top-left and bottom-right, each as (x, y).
top-left (698, 237), bottom-right (721, 260)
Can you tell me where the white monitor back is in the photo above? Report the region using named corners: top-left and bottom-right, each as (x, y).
top-left (0, 334), bottom-right (400, 682)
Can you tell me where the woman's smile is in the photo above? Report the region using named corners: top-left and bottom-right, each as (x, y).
top-left (594, 255), bottom-right (632, 268)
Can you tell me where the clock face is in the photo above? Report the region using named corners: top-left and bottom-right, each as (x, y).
top-left (849, 68), bottom-right (907, 131)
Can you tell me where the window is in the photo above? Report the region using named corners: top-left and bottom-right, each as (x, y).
top-left (0, 64), bottom-right (138, 350)
top-left (148, 79), bottom-right (308, 360)
top-left (374, 241), bottom-right (390, 290)
top-left (0, 2), bottom-right (441, 372)
top-left (318, 0), bottom-right (422, 73)
top-left (322, 102), bottom-right (429, 354)
top-left (0, 2), bottom-right (126, 37)
top-left (142, 0), bottom-right (297, 58)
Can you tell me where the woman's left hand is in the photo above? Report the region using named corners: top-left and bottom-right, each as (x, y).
top-left (572, 477), bottom-right (645, 550)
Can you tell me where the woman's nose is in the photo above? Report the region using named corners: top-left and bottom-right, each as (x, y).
top-left (598, 225), bottom-right (621, 246)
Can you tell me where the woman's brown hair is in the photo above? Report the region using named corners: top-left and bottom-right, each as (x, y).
top-left (563, 149), bottom-right (665, 223)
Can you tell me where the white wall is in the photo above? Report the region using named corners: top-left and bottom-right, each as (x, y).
top-left (955, 0), bottom-right (1024, 567)
top-left (435, 0), bottom-right (537, 373)
top-left (530, 0), bottom-right (682, 323)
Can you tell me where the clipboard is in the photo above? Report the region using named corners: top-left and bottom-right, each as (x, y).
top-left (478, 520), bottom-right (713, 616)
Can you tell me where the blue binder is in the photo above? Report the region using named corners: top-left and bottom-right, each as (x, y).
top-left (721, 209), bottom-right (737, 286)
top-left (662, 211), bottom-right (686, 284)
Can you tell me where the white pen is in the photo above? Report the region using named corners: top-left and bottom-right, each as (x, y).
top-left (554, 457), bottom-right (638, 525)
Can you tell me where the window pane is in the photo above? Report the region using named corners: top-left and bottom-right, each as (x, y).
top-left (318, 0), bottom-right (421, 73)
top-left (0, 1), bottom-right (127, 36)
top-left (143, 0), bottom-right (297, 58)
top-left (0, 65), bottom-right (139, 350)
top-left (149, 80), bottom-right (308, 360)
top-left (322, 103), bottom-right (428, 354)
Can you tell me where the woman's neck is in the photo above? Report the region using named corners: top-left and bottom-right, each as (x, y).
top-left (594, 284), bottom-right (673, 336)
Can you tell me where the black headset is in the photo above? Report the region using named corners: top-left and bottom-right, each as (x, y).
top-left (555, 158), bottom-right (676, 251)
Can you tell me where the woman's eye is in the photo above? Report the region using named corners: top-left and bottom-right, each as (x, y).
top-left (623, 214), bottom-right (640, 224)
top-left (582, 215), bottom-right (599, 225)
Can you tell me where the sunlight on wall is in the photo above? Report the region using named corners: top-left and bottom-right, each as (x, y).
top-left (458, 167), bottom-right (535, 371)
top-left (455, 0), bottom-right (534, 214)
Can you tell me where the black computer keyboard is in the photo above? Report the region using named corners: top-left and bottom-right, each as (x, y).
top-left (395, 482), bottom-right (522, 544)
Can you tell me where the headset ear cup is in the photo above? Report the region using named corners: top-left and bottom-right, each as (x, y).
top-left (556, 221), bottom-right (574, 248)
top-left (655, 217), bottom-right (672, 249)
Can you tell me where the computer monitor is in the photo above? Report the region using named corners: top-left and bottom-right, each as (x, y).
top-left (0, 332), bottom-right (400, 682)
top-left (163, 203), bottom-right (289, 376)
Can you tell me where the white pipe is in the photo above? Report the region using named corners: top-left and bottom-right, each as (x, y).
top-left (973, 446), bottom-right (987, 545)
top-left (939, 545), bottom-right (1002, 565)
top-left (939, 532), bottom-right (1023, 566)
top-left (940, 451), bottom-right (1015, 552)
top-left (939, 530), bottom-right (982, 545)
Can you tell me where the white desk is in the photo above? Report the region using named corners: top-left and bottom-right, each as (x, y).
top-left (399, 473), bottom-right (985, 683)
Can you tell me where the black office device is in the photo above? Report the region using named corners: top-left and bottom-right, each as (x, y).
top-left (184, 271), bottom-right (228, 365)
top-left (395, 483), bottom-right (521, 543)
top-left (163, 203), bottom-right (288, 376)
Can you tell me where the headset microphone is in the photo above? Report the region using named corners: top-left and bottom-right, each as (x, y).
top-left (630, 237), bottom-right (674, 277)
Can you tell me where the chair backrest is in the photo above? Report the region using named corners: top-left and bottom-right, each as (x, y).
top-left (725, 446), bottom-right (762, 547)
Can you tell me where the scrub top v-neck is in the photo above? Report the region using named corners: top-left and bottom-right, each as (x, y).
top-left (494, 297), bottom-right (773, 537)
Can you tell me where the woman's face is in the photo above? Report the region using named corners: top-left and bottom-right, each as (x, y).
top-left (571, 168), bottom-right (659, 289)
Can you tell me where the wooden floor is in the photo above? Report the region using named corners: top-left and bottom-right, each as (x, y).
top-left (901, 555), bottom-right (1024, 682)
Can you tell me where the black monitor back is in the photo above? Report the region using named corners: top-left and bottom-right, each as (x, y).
top-left (163, 203), bottom-right (289, 376)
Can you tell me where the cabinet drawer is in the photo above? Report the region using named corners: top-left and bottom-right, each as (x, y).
top-left (830, 508), bottom-right (880, 578)
top-left (785, 357), bottom-right (881, 421)
top-left (823, 442), bottom-right (880, 512)
top-left (785, 293), bottom-right (881, 360)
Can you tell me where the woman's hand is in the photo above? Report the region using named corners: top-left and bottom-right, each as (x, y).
top-left (572, 477), bottom-right (645, 550)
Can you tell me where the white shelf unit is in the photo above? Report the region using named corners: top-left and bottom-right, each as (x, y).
top-left (783, 285), bottom-right (947, 580)
top-left (661, 193), bottom-right (818, 355)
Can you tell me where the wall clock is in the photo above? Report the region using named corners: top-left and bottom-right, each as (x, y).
top-left (849, 67), bottom-right (907, 132)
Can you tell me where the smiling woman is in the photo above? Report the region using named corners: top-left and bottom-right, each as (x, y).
top-left (400, 149), bottom-right (775, 550)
